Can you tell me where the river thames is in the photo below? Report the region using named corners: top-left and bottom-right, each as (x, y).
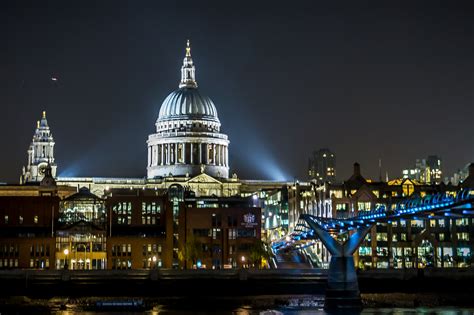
top-left (49, 308), bottom-right (474, 315)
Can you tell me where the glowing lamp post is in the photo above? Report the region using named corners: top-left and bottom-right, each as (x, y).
top-left (152, 255), bottom-right (157, 269)
top-left (63, 249), bottom-right (69, 270)
top-left (241, 256), bottom-right (246, 268)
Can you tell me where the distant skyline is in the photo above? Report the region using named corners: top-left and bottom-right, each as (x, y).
top-left (1, 1), bottom-right (473, 183)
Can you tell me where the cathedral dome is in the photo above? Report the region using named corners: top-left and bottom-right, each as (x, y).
top-left (147, 40), bottom-right (229, 179)
top-left (158, 87), bottom-right (220, 123)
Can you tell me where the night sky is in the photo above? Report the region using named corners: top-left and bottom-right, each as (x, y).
top-left (1, 1), bottom-right (473, 183)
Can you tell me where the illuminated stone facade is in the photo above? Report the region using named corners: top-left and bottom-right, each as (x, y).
top-left (20, 111), bottom-right (57, 184)
top-left (147, 41), bottom-right (229, 179)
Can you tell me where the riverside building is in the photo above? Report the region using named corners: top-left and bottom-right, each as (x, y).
top-left (291, 163), bottom-right (474, 269)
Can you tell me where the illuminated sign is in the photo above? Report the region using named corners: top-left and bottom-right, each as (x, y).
top-left (242, 212), bottom-right (258, 227)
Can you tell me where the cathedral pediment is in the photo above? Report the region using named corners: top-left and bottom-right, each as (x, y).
top-left (187, 173), bottom-right (222, 184)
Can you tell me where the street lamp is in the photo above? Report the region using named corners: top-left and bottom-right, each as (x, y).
top-left (152, 256), bottom-right (157, 269)
top-left (241, 256), bottom-right (246, 268)
top-left (63, 249), bottom-right (69, 270)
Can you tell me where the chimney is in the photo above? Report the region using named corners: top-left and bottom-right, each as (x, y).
top-left (353, 162), bottom-right (361, 176)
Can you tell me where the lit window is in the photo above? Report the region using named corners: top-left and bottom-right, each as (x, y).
top-left (357, 202), bottom-right (371, 211)
top-left (376, 247), bottom-right (388, 256)
top-left (456, 219), bottom-right (469, 226)
top-left (34, 216), bottom-right (38, 224)
top-left (457, 247), bottom-right (470, 257)
top-left (331, 190), bottom-right (343, 198)
top-left (457, 233), bottom-right (469, 241)
top-left (335, 204), bottom-right (348, 211)
top-left (410, 220), bottom-right (424, 228)
top-left (19, 216), bottom-right (23, 224)
top-left (359, 247), bottom-right (372, 256)
top-left (228, 228), bottom-right (237, 240)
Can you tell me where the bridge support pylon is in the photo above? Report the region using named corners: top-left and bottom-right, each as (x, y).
top-left (302, 215), bottom-right (373, 310)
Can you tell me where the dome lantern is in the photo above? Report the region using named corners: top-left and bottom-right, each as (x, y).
top-left (179, 40), bottom-right (197, 89)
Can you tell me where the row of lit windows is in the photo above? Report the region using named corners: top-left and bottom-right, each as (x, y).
top-left (111, 258), bottom-right (132, 270)
top-left (113, 202), bottom-right (132, 214)
top-left (360, 247), bottom-right (471, 259)
top-left (4, 215), bottom-right (39, 224)
top-left (30, 258), bottom-right (49, 269)
top-left (0, 244), bottom-right (19, 257)
top-left (117, 215), bottom-right (132, 224)
top-left (193, 228), bottom-right (257, 239)
top-left (142, 216), bottom-right (159, 225)
top-left (116, 215), bottom-right (161, 225)
top-left (0, 259), bottom-right (18, 268)
top-left (143, 244), bottom-right (162, 255)
top-left (30, 244), bottom-right (50, 257)
top-left (111, 244), bottom-right (131, 256)
top-left (143, 258), bottom-right (162, 269)
top-left (142, 202), bottom-right (160, 214)
top-left (366, 231), bottom-right (470, 243)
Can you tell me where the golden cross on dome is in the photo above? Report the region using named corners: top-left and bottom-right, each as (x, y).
top-left (186, 39), bottom-right (191, 57)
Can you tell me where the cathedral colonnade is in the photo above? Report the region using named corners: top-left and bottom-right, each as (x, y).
top-left (148, 142), bottom-right (228, 167)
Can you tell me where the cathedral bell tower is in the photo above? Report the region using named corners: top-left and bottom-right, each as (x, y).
top-left (20, 111), bottom-right (57, 184)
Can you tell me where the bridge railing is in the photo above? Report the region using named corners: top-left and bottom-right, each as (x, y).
top-left (274, 190), bottom-right (474, 251)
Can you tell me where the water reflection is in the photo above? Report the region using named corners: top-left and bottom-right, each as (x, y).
top-left (54, 308), bottom-right (474, 315)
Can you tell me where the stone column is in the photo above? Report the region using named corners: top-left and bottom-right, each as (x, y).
top-left (148, 146), bottom-right (151, 167)
top-left (225, 146), bottom-right (228, 167)
top-left (183, 143), bottom-right (186, 164)
top-left (220, 145), bottom-right (224, 166)
top-left (157, 145), bottom-right (160, 166)
top-left (151, 146), bottom-right (154, 166)
top-left (166, 144), bottom-right (170, 165)
top-left (174, 143), bottom-right (178, 165)
top-left (222, 146), bottom-right (225, 167)
top-left (151, 145), bottom-right (154, 166)
top-left (213, 144), bottom-right (216, 165)
top-left (159, 144), bottom-right (162, 165)
top-left (198, 143), bottom-right (202, 164)
top-left (190, 143), bottom-right (194, 164)
top-left (160, 144), bottom-right (164, 165)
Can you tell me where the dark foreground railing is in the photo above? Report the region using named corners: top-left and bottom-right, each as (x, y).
top-left (0, 268), bottom-right (328, 298)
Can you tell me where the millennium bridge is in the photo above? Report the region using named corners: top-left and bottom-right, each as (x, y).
top-left (272, 189), bottom-right (474, 310)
